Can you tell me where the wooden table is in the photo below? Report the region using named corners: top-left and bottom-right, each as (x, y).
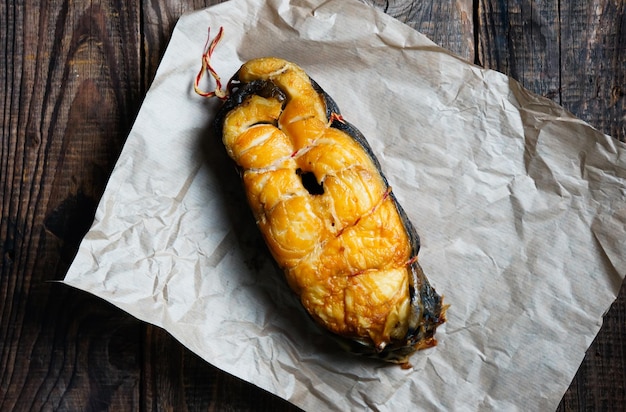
top-left (2, 1), bottom-right (624, 410)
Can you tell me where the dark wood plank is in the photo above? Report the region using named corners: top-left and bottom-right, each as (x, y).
top-left (366, 0), bottom-right (475, 60)
top-left (477, 0), bottom-right (625, 143)
top-left (142, 0), bottom-right (224, 88)
top-left (477, 0), bottom-right (561, 100)
top-left (1, 0), bottom-right (144, 410)
top-left (560, 0), bottom-right (626, 142)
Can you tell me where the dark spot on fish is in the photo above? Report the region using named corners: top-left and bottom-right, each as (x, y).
top-left (296, 168), bottom-right (324, 195)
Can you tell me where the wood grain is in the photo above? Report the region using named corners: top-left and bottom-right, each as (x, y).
top-left (477, 0), bottom-right (561, 99)
top-left (366, 0), bottom-right (475, 60)
top-left (560, 0), bottom-right (626, 142)
top-left (141, 0), bottom-right (223, 87)
top-left (1, 0), bottom-right (624, 411)
top-left (1, 0), bottom-right (143, 410)
top-left (477, 0), bottom-right (625, 142)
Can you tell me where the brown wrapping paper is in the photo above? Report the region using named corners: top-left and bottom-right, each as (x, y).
top-left (64, 0), bottom-right (626, 410)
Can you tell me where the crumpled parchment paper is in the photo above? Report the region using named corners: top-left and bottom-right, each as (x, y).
top-left (64, 0), bottom-right (626, 410)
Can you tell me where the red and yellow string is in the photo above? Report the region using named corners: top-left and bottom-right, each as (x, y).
top-left (194, 26), bottom-right (228, 99)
